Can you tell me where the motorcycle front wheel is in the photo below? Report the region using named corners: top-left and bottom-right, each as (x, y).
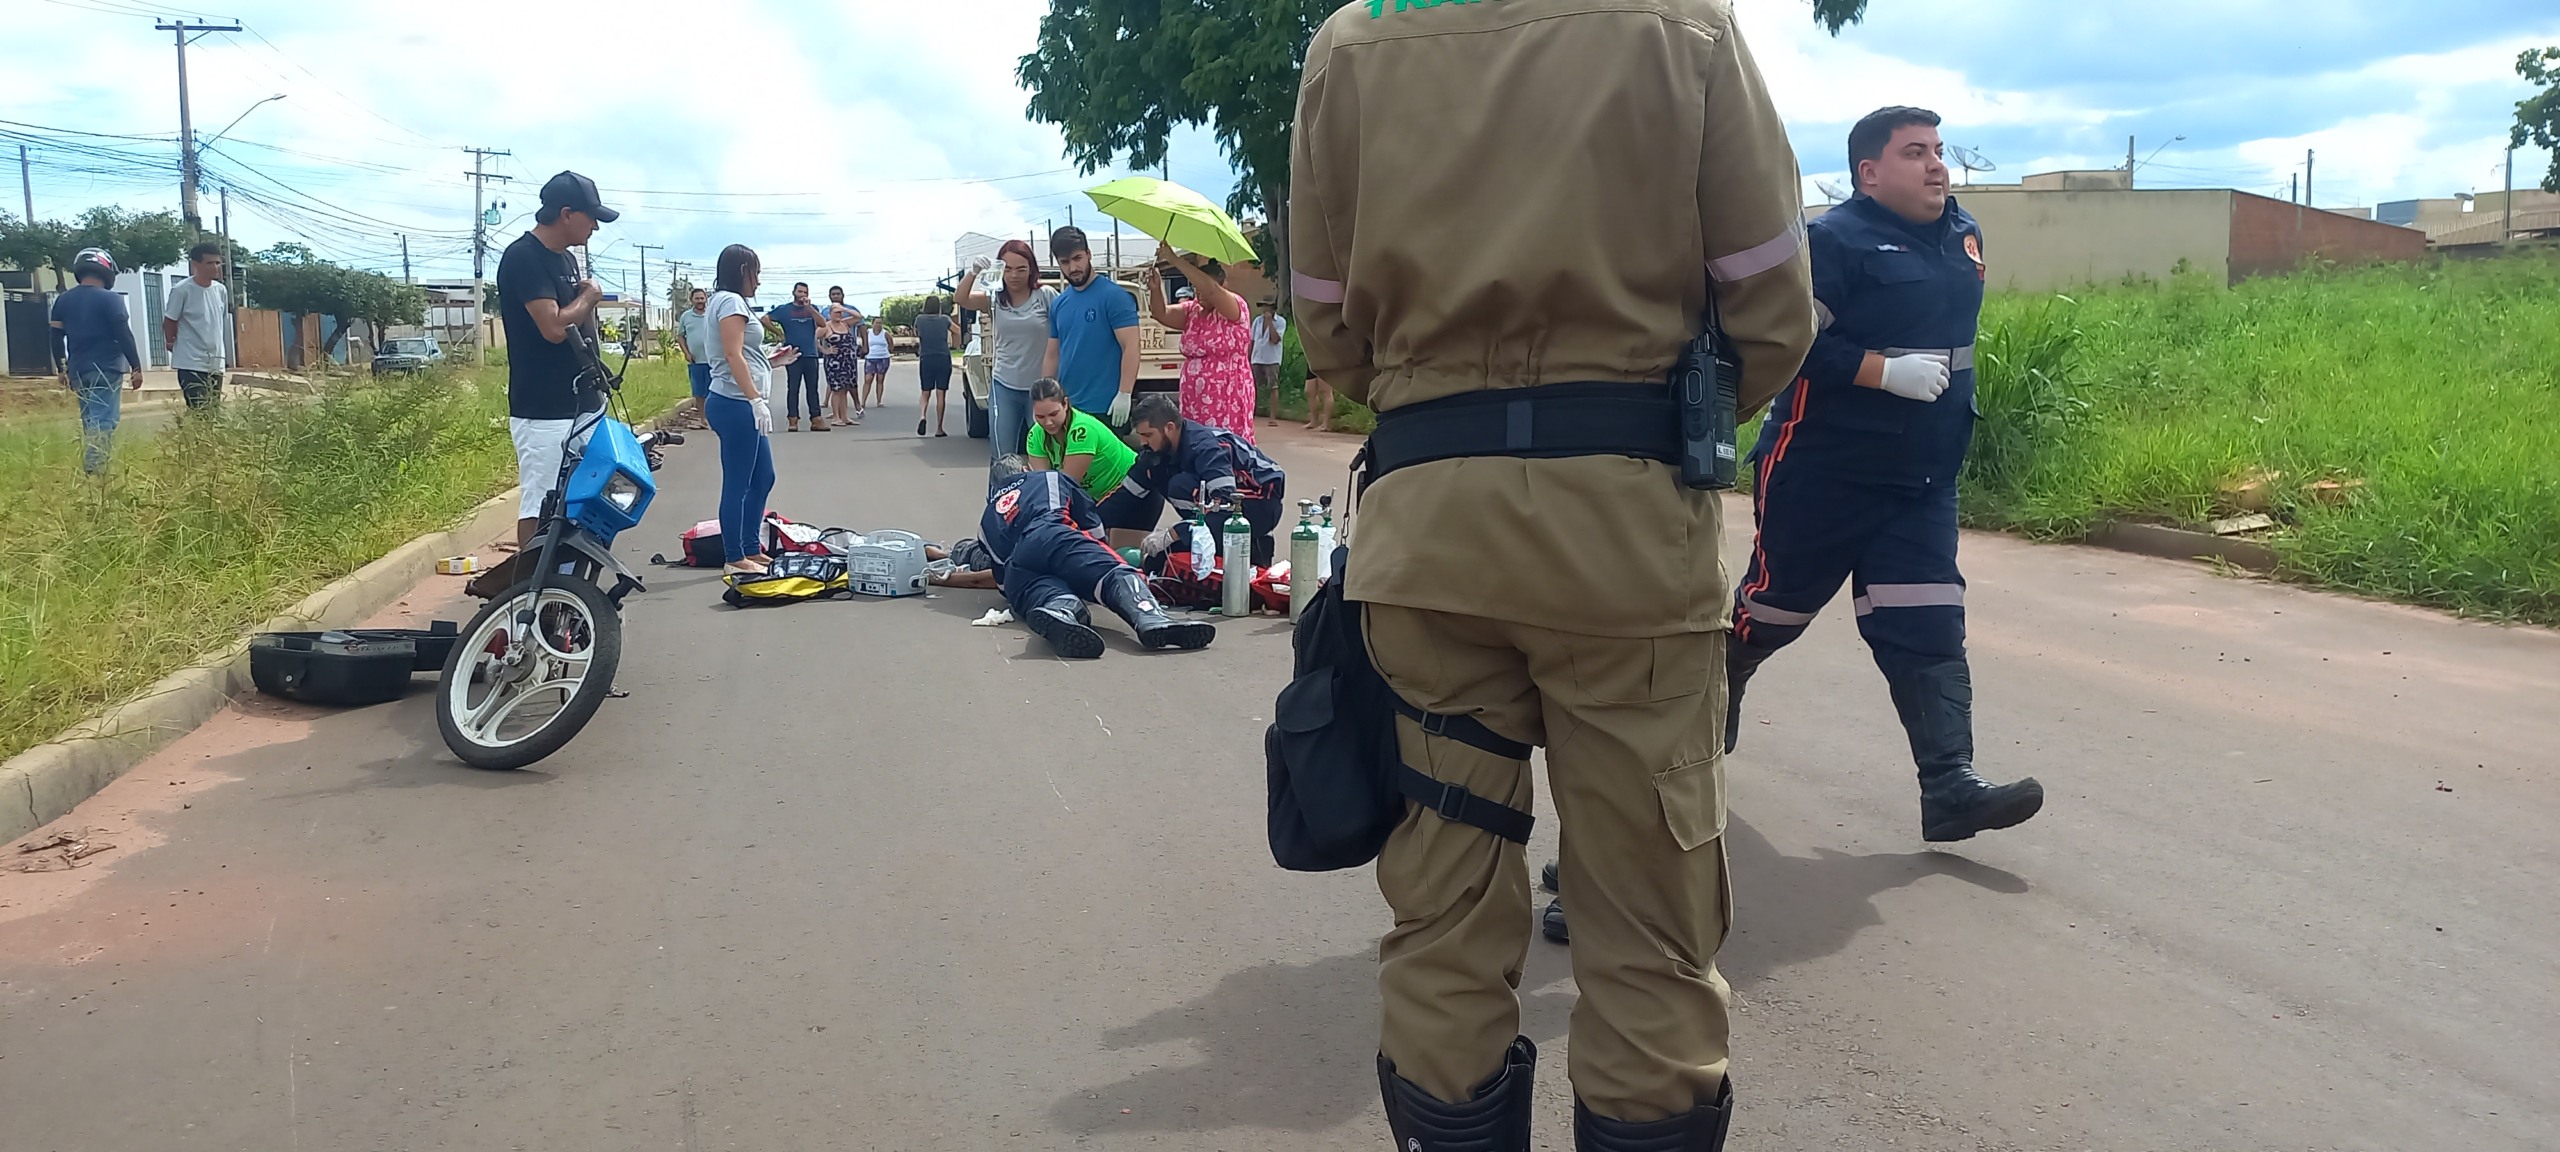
top-left (436, 574), bottom-right (623, 770)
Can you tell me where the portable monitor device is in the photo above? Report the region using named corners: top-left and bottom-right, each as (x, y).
top-left (838, 530), bottom-right (931, 598)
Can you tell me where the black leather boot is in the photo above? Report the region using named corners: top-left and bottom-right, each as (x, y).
top-left (1379, 1036), bottom-right (1536, 1152)
top-left (1573, 1077), bottom-right (1734, 1151)
top-left (1723, 640), bottom-right (1776, 755)
top-left (1885, 657), bottom-right (2045, 842)
top-left (1022, 593), bottom-right (1105, 660)
top-left (1541, 897), bottom-right (1569, 945)
top-left (1100, 569), bottom-right (1214, 651)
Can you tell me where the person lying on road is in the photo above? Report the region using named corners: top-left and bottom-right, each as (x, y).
top-left (943, 456), bottom-right (1216, 659)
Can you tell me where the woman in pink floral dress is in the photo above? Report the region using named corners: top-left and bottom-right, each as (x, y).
top-left (1144, 241), bottom-right (1257, 443)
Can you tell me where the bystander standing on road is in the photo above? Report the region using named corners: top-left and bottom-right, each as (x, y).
top-left (704, 243), bottom-right (789, 577)
top-left (769, 283), bottom-right (829, 432)
top-left (675, 287), bottom-right (713, 429)
top-left (1039, 226), bottom-right (1140, 429)
top-left (823, 287), bottom-right (865, 427)
top-left (48, 247), bottom-right (145, 474)
top-left (862, 319), bottom-right (892, 413)
top-left (1144, 242), bottom-right (1255, 443)
top-left (914, 296), bottom-right (956, 437)
top-left (496, 172), bottom-right (619, 549)
top-left (954, 241), bottom-right (1058, 483)
top-left (161, 241), bottom-right (230, 410)
top-left (1249, 299), bottom-right (1286, 420)
top-left (1289, 1), bottom-right (1814, 1146)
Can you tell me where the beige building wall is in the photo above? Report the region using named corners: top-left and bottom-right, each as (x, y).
top-left (1956, 188), bottom-right (2232, 291)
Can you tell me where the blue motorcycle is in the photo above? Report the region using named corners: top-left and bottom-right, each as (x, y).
top-left (437, 336), bottom-right (671, 770)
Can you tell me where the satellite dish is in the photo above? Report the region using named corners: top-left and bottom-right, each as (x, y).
top-left (1816, 180), bottom-right (1852, 204)
top-left (1949, 146), bottom-right (1996, 186)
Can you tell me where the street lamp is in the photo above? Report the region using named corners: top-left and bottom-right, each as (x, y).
top-left (199, 94), bottom-right (286, 154)
top-left (2135, 134), bottom-right (2187, 172)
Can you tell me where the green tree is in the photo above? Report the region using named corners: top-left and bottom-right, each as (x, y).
top-left (878, 293), bottom-right (930, 330)
top-left (0, 206), bottom-right (188, 284)
top-left (2516, 47), bottom-right (2560, 193)
top-left (238, 247), bottom-right (427, 357)
top-left (1018, 0), bottom-right (1872, 309)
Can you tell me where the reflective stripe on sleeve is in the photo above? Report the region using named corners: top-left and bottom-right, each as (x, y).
top-left (1292, 270), bottom-right (1345, 304)
top-left (1708, 219), bottom-right (1805, 283)
top-left (1861, 583), bottom-right (1966, 610)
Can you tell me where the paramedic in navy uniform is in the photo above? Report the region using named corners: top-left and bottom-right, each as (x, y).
top-left (1727, 106), bottom-right (2045, 843)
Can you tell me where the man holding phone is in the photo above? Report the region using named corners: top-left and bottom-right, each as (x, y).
top-left (497, 170), bottom-right (617, 547)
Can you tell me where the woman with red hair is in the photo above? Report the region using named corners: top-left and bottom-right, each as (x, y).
top-left (953, 238), bottom-right (1060, 488)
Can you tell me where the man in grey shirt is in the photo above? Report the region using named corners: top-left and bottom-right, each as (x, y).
top-left (674, 287), bottom-right (712, 427)
top-left (161, 241), bottom-right (230, 408)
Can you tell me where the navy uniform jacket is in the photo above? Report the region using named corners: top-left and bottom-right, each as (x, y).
top-left (1130, 419), bottom-right (1286, 512)
top-left (981, 469), bottom-right (1106, 576)
top-left (1750, 193), bottom-right (1985, 488)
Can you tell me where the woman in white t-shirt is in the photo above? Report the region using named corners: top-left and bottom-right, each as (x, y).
top-left (952, 239), bottom-right (1059, 473)
top-left (704, 244), bottom-right (796, 576)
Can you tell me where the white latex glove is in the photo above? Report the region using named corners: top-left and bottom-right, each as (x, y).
top-left (968, 254), bottom-right (993, 276)
top-left (1109, 390), bottom-right (1133, 424)
top-left (1878, 352), bottom-right (1950, 402)
top-left (750, 396), bottom-right (774, 434)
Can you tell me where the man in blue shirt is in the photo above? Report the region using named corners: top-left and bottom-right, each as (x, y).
top-left (1039, 226), bottom-right (1140, 426)
top-left (1729, 106), bottom-right (2043, 843)
top-left (768, 282), bottom-right (828, 431)
top-left (48, 247), bottom-right (145, 474)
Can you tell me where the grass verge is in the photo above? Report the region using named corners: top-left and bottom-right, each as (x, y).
top-left (0, 356), bottom-right (689, 765)
top-left (1962, 255), bottom-right (2559, 625)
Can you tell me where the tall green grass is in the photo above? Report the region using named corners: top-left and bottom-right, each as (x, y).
top-left (0, 358), bottom-right (689, 763)
top-left (1966, 255), bottom-right (2560, 624)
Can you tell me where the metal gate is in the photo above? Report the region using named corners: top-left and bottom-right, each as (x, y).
top-left (4, 297), bottom-right (52, 376)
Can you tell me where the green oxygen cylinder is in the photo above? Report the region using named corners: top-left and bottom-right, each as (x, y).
top-left (1220, 502), bottom-right (1254, 617)
top-left (1289, 500), bottom-right (1321, 621)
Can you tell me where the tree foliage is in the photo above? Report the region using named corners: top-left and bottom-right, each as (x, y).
top-left (878, 293), bottom-right (931, 330)
top-left (0, 205), bottom-right (189, 282)
top-left (2516, 47), bottom-right (2560, 193)
top-left (239, 245), bottom-right (426, 330)
top-left (1017, 0), bottom-right (1875, 308)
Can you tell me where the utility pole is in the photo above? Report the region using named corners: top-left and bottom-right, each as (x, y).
top-left (633, 242), bottom-right (662, 344)
top-left (463, 146), bottom-right (512, 365)
top-left (220, 186), bottom-right (236, 368)
top-left (2290, 173), bottom-right (2298, 204)
top-left (2126, 135), bottom-right (2136, 173)
top-left (2505, 145), bottom-right (2516, 244)
top-left (399, 234), bottom-right (412, 284)
top-left (156, 19), bottom-right (243, 235)
top-left (2304, 149), bottom-right (2314, 208)
top-left (18, 143), bottom-right (31, 223)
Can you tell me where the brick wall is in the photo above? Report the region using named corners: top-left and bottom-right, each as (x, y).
top-left (2227, 192), bottom-right (2427, 282)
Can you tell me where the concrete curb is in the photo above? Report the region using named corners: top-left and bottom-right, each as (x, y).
top-left (2085, 520), bottom-right (2280, 573)
top-left (0, 491), bottom-right (521, 843)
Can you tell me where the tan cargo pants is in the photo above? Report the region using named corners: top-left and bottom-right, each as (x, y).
top-left (1365, 603), bottom-right (1732, 1123)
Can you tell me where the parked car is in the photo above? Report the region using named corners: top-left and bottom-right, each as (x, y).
top-left (374, 336), bottom-right (446, 375)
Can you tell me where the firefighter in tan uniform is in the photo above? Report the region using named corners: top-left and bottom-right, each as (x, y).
top-left (1289, 1), bottom-right (1814, 1148)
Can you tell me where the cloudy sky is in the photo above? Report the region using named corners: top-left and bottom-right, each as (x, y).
top-left (9, 0), bottom-right (2555, 310)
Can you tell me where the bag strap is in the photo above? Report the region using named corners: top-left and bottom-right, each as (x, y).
top-left (1388, 697), bottom-right (1536, 844)
top-left (1393, 763), bottom-right (1534, 845)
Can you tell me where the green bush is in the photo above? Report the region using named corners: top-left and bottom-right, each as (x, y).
top-left (0, 360), bottom-right (690, 763)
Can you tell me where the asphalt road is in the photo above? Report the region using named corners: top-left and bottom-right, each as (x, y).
top-left (4, 363), bottom-right (2555, 1151)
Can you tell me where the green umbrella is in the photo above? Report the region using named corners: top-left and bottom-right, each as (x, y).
top-left (1083, 176), bottom-right (1258, 265)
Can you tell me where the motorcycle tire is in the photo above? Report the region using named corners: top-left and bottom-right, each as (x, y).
top-left (436, 573), bottom-right (623, 771)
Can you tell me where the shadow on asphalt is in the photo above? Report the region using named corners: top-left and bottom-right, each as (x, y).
top-left (254, 690), bottom-right (562, 802)
top-left (1049, 815), bottom-right (2029, 1135)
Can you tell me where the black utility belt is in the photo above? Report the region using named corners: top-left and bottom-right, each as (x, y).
top-left (1360, 382), bottom-right (1683, 484)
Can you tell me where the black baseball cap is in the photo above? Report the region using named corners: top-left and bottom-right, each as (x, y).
top-left (1049, 225), bottom-right (1089, 259)
top-left (539, 170), bottom-right (620, 223)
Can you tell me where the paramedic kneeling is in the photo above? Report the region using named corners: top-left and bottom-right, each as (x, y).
top-left (965, 456), bottom-right (1216, 660)
top-left (1127, 394), bottom-right (1287, 568)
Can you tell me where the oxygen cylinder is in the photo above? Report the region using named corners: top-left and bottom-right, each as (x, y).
top-left (1221, 505), bottom-right (1254, 617)
top-left (1289, 501), bottom-right (1321, 621)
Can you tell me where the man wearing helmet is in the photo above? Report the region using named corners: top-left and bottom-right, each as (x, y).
top-left (48, 247), bottom-right (146, 474)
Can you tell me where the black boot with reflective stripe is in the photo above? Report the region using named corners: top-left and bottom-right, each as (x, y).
top-left (1572, 1077), bottom-right (1734, 1152)
top-left (1378, 1036), bottom-right (1536, 1152)
top-left (1884, 657), bottom-right (2044, 842)
top-left (1722, 640), bottom-right (1777, 754)
top-left (1023, 593), bottom-right (1104, 660)
top-left (1100, 569), bottom-right (1214, 651)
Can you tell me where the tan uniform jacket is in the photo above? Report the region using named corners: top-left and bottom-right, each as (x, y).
top-left (1290, 0), bottom-right (1816, 638)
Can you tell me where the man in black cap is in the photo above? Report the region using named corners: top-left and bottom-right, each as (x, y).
top-left (497, 171), bottom-right (620, 546)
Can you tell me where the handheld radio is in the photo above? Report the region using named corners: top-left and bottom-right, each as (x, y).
top-left (1674, 293), bottom-right (1742, 491)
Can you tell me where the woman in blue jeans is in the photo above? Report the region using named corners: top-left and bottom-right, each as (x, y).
top-left (703, 244), bottom-right (796, 577)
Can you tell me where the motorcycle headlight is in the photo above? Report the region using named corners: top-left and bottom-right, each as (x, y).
top-left (603, 471), bottom-right (643, 513)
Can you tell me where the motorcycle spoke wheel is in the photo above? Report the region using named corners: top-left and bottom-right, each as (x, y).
top-left (437, 576), bottom-right (623, 771)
